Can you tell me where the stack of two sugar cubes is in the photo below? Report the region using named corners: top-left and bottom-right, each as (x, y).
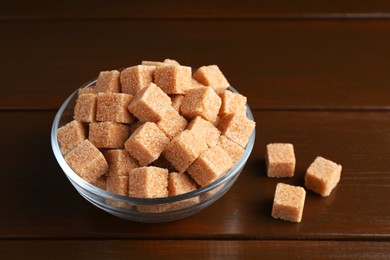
top-left (266, 143), bottom-right (342, 223)
top-left (56, 59), bottom-right (256, 209)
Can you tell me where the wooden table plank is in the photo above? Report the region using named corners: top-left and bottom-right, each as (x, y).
top-left (1, 20), bottom-right (390, 110)
top-left (1, 240), bottom-right (389, 259)
top-left (1, 110), bottom-right (389, 239)
top-left (2, 1), bottom-right (390, 19)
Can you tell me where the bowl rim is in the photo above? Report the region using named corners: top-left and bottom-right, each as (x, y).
top-left (51, 80), bottom-right (256, 205)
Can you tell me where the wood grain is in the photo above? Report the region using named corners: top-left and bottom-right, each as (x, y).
top-left (2, 1), bottom-right (390, 20)
top-left (1, 20), bottom-right (390, 110)
top-left (1, 240), bottom-right (389, 259)
top-left (1, 110), bottom-right (389, 239)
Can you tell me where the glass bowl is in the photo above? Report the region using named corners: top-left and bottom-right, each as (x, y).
top-left (51, 79), bottom-right (255, 222)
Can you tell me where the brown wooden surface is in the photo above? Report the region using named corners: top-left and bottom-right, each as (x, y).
top-left (1, 1), bottom-right (390, 258)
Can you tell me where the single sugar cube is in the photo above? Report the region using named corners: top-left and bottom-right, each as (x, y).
top-left (128, 166), bottom-right (169, 198)
top-left (156, 107), bottom-right (187, 139)
top-left (74, 93), bottom-right (97, 123)
top-left (188, 145), bottom-right (233, 187)
top-left (266, 143), bottom-right (296, 178)
top-left (57, 120), bottom-right (86, 155)
top-left (128, 83), bottom-right (172, 122)
top-left (218, 113), bottom-right (255, 148)
top-left (120, 65), bottom-right (155, 95)
top-left (219, 90), bottom-right (247, 116)
top-left (104, 149), bottom-right (139, 177)
top-left (124, 122), bottom-right (170, 166)
top-left (95, 70), bottom-right (121, 93)
top-left (170, 94), bottom-right (184, 112)
top-left (218, 135), bottom-right (245, 165)
top-left (272, 183), bottom-right (306, 223)
top-left (180, 87), bottom-right (222, 123)
top-left (65, 139), bottom-right (108, 182)
top-left (89, 122), bottom-right (130, 149)
top-left (154, 65), bottom-right (192, 94)
top-left (187, 116), bottom-right (220, 148)
top-left (163, 130), bottom-right (208, 173)
top-left (193, 65), bottom-right (230, 93)
top-left (96, 93), bottom-right (134, 124)
top-left (305, 156), bottom-right (342, 197)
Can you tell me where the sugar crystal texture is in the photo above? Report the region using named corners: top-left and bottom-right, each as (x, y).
top-left (180, 87), bottom-right (222, 123)
top-left (193, 65), bottom-right (230, 93)
top-left (65, 139), bottom-right (108, 182)
top-left (156, 107), bottom-right (188, 139)
top-left (95, 70), bottom-right (121, 93)
top-left (219, 90), bottom-right (247, 116)
top-left (142, 60), bottom-right (167, 67)
top-left (89, 122), bottom-right (129, 149)
top-left (266, 143), bottom-right (296, 178)
top-left (78, 86), bottom-right (96, 95)
top-left (124, 122), bottom-right (170, 166)
top-left (106, 175), bottom-right (129, 207)
top-left (90, 175), bottom-right (107, 190)
top-left (104, 149), bottom-right (139, 177)
top-left (96, 93), bottom-right (133, 124)
top-left (218, 135), bottom-right (245, 164)
top-left (168, 172), bottom-right (197, 196)
top-left (57, 120), bottom-right (86, 155)
top-left (164, 59), bottom-right (180, 65)
top-left (305, 156), bottom-right (342, 197)
top-left (120, 65), bottom-right (155, 95)
top-left (128, 83), bottom-right (172, 122)
top-left (218, 113), bottom-right (255, 148)
top-left (128, 166), bottom-right (169, 198)
top-left (163, 130), bottom-right (208, 173)
top-left (74, 93), bottom-right (97, 123)
top-left (170, 94), bottom-right (184, 112)
top-left (272, 183), bottom-right (306, 223)
top-left (154, 65), bottom-right (192, 94)
top-left (187, 116), bottom-right (220, 148)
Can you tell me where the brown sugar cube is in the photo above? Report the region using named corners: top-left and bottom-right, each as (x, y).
top-left (124, 122), bottom-right (170, 166)
top-left (65, 139), bottom-right (108, 182)
top-left (120, 65), bottom-right (155, 95)
top-left (156, 107), bottom-right (188, 139)
top-left (219, 90), bottom-right (247, 116)
top-left (193, 65), bottom-right (230, 93)
top-left (218, 113), bottom-right (255, 148)
top-left (89, 122), bottom-right (130, 149)
top-left (168, 172), bottom-right (197, 196)
top-left (180, 87), bottom-right (222, 123)
top-left (154, 65), bottom-right (192, 94)
top-left (164, 58), bottom-right (180, 65)
top-left (272, 183), bottom-right (306, 223)
top-left (96, 93), bottom-right (134, 124)
top-left (74, 93), bottom-right (97, 123)
top-left (170, 94), bottom-right (184, 112)
top-left (266, 143), bottom-right (296, 178)
top-left (163, 130), bottom-right (208, 173)
top-left (104, 149), bottom-right (139, 177)
top-left (188, 145), bottom-right (233, 187)
top-left (107, 176), bottom-right (129, 196)
top-left (218, 135), bottom-right (245, 164)
top-left (95, 70), bottom-right (121, 93)
top-left (78, 86), bottom-right (96, 95)
top-left (128, 166), bottom-right (169, 198)
top-left (187, 116), bottom-right (220, 148)
top-left (57, 120), bottom-right (86, 155)
top-left (128, 83), bottom-right (172, 122)
top-left (90, 175), bottom-right (107, 190)
top-left (305, 156), bottom-right (342, 197)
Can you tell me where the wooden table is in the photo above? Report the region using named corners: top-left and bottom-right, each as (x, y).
top-left (2, 2), bottom-right (390, 259)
